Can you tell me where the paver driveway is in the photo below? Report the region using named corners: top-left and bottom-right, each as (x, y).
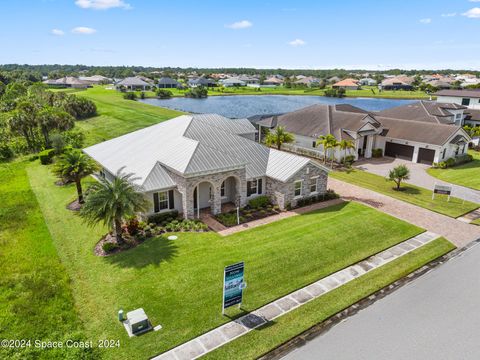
top-left (355, 157), bottom-right (480, 204)
top-left (328, 178), bottom-right (480, 248)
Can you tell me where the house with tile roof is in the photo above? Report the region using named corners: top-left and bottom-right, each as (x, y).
top-left (257, 102), bottom-right (470, 165)
top-left (84, 114), bottom-right (329, 218)
top-left (332, 78), bottom-right (360, 90)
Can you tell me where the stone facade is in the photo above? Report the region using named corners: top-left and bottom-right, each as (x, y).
top-left (265, 165), bottom-right (328, 209)
top-left (165, 167), bottom-right (247, 219)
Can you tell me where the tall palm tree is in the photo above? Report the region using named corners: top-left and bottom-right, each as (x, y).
top-left (80, 170), bottom-right (149, 244)
top-left (316, 134), bottom-right (338, 165)
top-left (53, 149), bottom-right (98, 204)
top-left (264, 126), bottom-right (295, 150)
top-left (338, 139), bottom-right (356, 165)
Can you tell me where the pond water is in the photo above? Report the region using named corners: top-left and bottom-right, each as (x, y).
top-left (139, 95), bottom-right (417, 118)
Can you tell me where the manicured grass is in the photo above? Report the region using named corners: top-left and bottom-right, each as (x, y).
top-left (205, 237), bottom-right (454, 359)
top-left (331, 169), bottom-right (479, 218)
top-left (0, 161), bottom-right (96, 360)
top-left (427, 151), bottom-right (480, 191)
top-left (471, 218), bottom-right (480, 226)
top-left (28, 161), bottom-right (425, 360)
top-left (74, 86), bottom-right (184, 146)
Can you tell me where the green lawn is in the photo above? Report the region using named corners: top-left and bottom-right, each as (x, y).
top-left (74, 86), bottom-right (184, 146)
top-left (0, 161), bottom-right (97, 360)
top-left (472, 218), bottom-right (480, 226)
top-left (331, 169), bottom-right (479, 218)
top-left (205, 236), bottom-right (454, 359)
top-left (427, 150), bottom-right (480, 191)
top-left (26, 160), bottom-right (428, 360)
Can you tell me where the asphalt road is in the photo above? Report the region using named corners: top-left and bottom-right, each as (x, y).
top-left (283, 243), bottom-right (480, 360)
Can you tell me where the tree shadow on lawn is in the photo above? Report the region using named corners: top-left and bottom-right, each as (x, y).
top-left (398, 186), bottom-right (421, 195)
top-left (103, 236), bottom-right (178, 269)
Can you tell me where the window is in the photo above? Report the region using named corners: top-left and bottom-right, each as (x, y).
top-left (442, 148), bottom-right (446, 160)
top-left (310, 177), bottom-right (318, 193)
top-left (247, 179), bottom-right (262, 196)
top-left (461, 144), bottom-right (466, 154)
top-left (312, 141), bottom-right (316, 148)
top-left (153, 191), bottom-right (169, 212)
top-left (455, 146), bottom-right (459, 156)
top-left (294, 181), bottom-right (302, 197)
top-left (462, 98), bottom-right (470, 106)
top-left (221, 181), bottom-right (226, 197)
top-left (456, 113), bottom-right (462, 120)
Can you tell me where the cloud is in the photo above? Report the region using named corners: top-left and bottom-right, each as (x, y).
top-left (463, 7), bottom-right (480, 18)
top-left (469, 0), bottom-right (480, 2)
top-left (75, 0), bottom-right (131, 10)
top-left (419, 18), bottom-right (432, 24)
top-left (51, 29), bottom-right (64, 36)
top-left (225, 20), bottom-right (252, 29)
top-left (288, 39), bottom-right (306, 46)
top-left (71, 26), bottom-right (97, 34)
top-left (441, 12), bottom-right (456, 17)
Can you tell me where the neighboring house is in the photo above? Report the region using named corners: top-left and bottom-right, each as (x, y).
top-left (221, 78), bottom-right (247, 87)
top-left (327, 76), bottom-right (341, 84)
top-left (332, 78), bottom-right (359, 90)
top-left (263, 77), bottom-right (284, 86)
top-left (157, 77), bottom-right (181, 88)
top-left (188, 77), bottom-right (217, 87)
top-left (42, 76), bottom-right (90, 88)
top-left (359, 78), bottom-right (377, 86)
top-left (380, 76), bottom-right (415, 90)
top-left (256, 103), bottom-right (470, 165)
top-left (294, 76), bottom-right (320, 87)
top-left (84, 114), bottom-right (329, 218)
top-left (237, 75), bottom-right (259, 84)
top-left (424, 79), bottom-right (452, 89)
top-left (464, 109), bottom-right (480, 127)
top-left (378, 100), bottom-right (467, 126)
top-left (435, 89), bottom-right (480, 110)
top-left (79, 75), bottom-right (112, 85)
top-left (115, 77), bottom-right (151, 91)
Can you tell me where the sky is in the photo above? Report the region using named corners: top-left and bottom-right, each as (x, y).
top-left (1, 0), bottom-right (480, 70)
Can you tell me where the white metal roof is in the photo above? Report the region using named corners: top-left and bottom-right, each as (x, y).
top-left (84, 114), bottom-right (326, 191)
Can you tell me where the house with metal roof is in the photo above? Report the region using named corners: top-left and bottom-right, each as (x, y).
top-left (188, 77), bottom-right (217, 87)
top-left (257, 102), bottom-right (470, 165)
top-left (84, 114), bottom-right (329, 218)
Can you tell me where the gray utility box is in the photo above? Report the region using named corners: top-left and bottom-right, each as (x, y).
top-left (125, 308), bottom-right (152, 336)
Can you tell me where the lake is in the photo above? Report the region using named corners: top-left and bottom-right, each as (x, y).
top-left (139, 95), bottom-right (417, 118)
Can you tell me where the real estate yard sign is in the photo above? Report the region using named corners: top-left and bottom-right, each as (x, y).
top-left (432, 184), bottom-right (452, 201)
top-left (223, 262), bottom-right (245, 312)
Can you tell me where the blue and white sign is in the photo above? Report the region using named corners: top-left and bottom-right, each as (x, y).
top-left (222, 262), bottom-right (245, 311)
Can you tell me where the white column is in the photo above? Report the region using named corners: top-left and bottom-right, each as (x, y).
top-left (412, 145), bottom-right (420, 163)
top-left (365, 135), bottom-right (374, 158)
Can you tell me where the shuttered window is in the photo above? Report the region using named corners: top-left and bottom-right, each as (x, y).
top-left (153, 191), bottom-right (170, 212)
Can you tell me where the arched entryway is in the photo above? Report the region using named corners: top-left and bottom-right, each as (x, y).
top-left (193, 181), bottom-right (215, 218)
top-left (220, 176), bottom-right (240, 212)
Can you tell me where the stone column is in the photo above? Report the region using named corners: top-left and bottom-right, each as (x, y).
top-left (211, 183), bottom-right (222, 215)
top-left (182, 187), bottom-right (195, 219)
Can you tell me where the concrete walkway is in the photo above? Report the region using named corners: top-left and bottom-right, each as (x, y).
top-left (217, 198), bottom-right (344, 236)
top-left (355, 157), bottom-right (480, 204)
top-left (152, 232), bottom-right (440, 360)
top-left (328, 178), bottom-right (480, 248)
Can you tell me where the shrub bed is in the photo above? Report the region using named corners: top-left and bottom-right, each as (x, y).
top-left (432, 154), bottom-right (473, 169)
top-left (97, 214), bottom-right (208, 255)
top-left (215, 196), bottom-right (280, 227)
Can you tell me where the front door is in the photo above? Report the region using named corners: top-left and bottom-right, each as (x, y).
top-left (193, 187), bottom-right (198, 210)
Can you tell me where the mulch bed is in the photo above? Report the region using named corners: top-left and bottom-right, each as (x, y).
top-left (66, 199), bottom-right (82, 211)
top-left (94, 233), bottom-right (146, 257)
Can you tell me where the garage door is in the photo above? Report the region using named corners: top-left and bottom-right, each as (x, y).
top-left (417, 147), bottom-right (435, 165)
top-left (384, 142), bottom-right (414, 161)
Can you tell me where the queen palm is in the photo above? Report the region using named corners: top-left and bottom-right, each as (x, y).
top-left (316, 134), bottom-right (338, 165)
top-left (264, 126), bottom-right (295, 150)
top-left (80, 169), bottom-right (149, 244)
top-left (53, 149), bottom-right (98, 203)
top-left (338, 139), bottom-right (356, 165)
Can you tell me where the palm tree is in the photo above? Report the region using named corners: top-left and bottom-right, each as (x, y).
top-left (338, 139), bottom-right (356, 165)
top-left (316, 134), bottom-right (338, 165)
top-left (53, 149), bottom-right (98, 203)
top-left (387, 165), bottom-right (410, 191)
top-left (264, 126), bottom-right (295, 150)
top-left (80, 169), bottom-right (149, 244)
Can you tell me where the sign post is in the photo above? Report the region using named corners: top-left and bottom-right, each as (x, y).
top-left (433, 184), bottom-right (452, 202)
top-left (222, 262), bottom-right (246, 314)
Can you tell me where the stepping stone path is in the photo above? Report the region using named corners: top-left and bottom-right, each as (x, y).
top-left (152, 231), bottom-right (440, 360)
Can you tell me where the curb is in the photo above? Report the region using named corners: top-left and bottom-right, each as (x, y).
top-left (259, 238), bottom-right (480, 360)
